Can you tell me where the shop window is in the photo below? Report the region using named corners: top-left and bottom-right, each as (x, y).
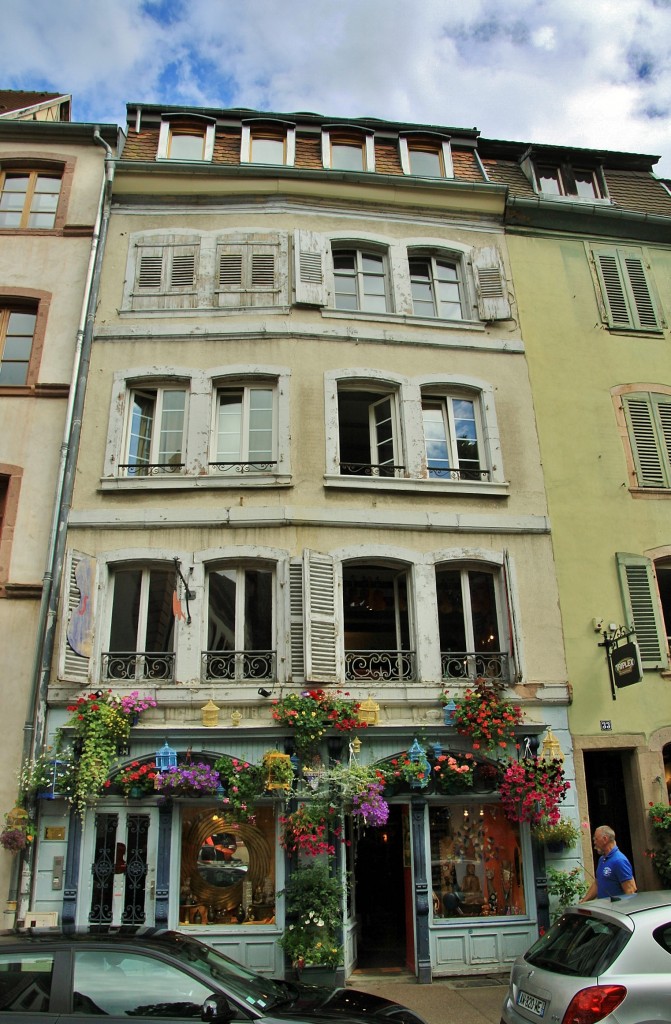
top-left (120, 386), bottom-right (186, 477)
top-left (337, 385), bottom-right (403, 477)
top-left (204, 564), bottom-right (275, 681)
top-left (180, 805), bottom-right (276, 925)
top-left (0, 169), bottom-right (62, 229)
top-left (429, 803), bottom-right (526, 919)
top-left (422, 391), bottom-right (486, 480)
top-left (0, 306), bottom-right (36, 386)
top-left (103, 566), bottom-right (176, 682)
top-left (436, 566), bottom-right (510, 682)
top-left (342, 562), bottom-right (414, 681)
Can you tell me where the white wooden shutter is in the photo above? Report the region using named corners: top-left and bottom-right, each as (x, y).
top-left (169, 249), bottom-right (197, 289)
top-left (137, 250), bottom-right (164, 291)
top-left (251, 252), bottom-right (276, 287)
top-left (472, 246), bottom-right (511, 321)
top-left (293, 230), bottom-right (328, 306)
top-left (219, 252), bottom-right (243, 287)
top-left (622, 395), bottom-right (670, 487)
top-left (593, 248), bottom-right (661, 331)
top-left (616, 552), bottom-right (667, 668)
top-left (61, 550), bottom-right (97, 684)
top-left (502, 549), bottom-right (523, 683)
top-left (304, 551), bottom-right (339, 682)
top-left (217, 237), bottom-right (280, 307)
top-left (288, 558), bottom-right (305, 683)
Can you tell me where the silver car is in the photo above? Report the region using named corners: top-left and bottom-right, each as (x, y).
top-left (501, 891), bottom-right (671, 1024)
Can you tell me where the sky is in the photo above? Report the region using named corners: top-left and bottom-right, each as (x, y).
top-left (4, 0), bottom-right (671, 176)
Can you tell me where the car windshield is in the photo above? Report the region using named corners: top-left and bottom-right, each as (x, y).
top-left (525, 910), bottom-right (630, 977)
top-left (163, 934), bottom-right (287, 1010)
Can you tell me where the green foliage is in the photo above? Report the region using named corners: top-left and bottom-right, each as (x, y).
top-left (61, 692), bottom-right (132, 817)
top-left (271, 689), bottom-right (364, 757)
top-left (279, 862), bottom-right (343, 967)
top-left (647, 803), bottom-right (671, 886)
top-left (532, 816), bottom-right (582, 847)
top-left (546, 867), bottom-right (588, 920)
top-left (214, 755), bottom-right (265, 821)
top-left (648, 802), bottom-right (671, 834)
top-left (450, 678), bottom-right (524, 752)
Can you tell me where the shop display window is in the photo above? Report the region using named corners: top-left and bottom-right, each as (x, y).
top-left (179, 805), bottom-right (276, 925)
top-left (429, 803), bottom-right (525, 919)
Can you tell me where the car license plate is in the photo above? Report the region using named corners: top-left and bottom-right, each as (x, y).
top-left (517, 990), bottom-right (546, 1017)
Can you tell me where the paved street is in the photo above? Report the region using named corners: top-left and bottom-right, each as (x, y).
top-left (349, 972), bottom-right (506, 1024)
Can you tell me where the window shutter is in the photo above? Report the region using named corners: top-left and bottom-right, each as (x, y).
top-left (502, 550), bottom-right (523, 683)
top-left (169, 251), bottom-right (196, 289)
top-left (304, 551), bottom-right (339, 682)
top-left (616, 552), bottom-right (667, 668)
top-left (622, 396), bottom-right (668, 487)
top-left (293, 230), bottom-right (328, 306)
top-left (62, 550), bottom-right (97, 684)
top-left (593, 248), bottom-right (660, 330)
top-left (137, 253), bottom-right (164, 290)
top-left (219, 252), bottom-right (243, 287)
top-left (288, 559), bottom-right (305, 683)
top-left (472, 246), bottom-right (511, 321)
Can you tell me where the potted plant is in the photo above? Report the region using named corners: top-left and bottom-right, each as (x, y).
top-left (107, 760), bottom-right (158, 798)
top-left (214, 755), bottom-right (265, 821)
top-left (279, 861), bottom-right (343, 985)
top-left (646, 802), bottom-right (671, 887)
top-left (18, 749), bottom-right (71, 801)
top-left (450, 678), bottom-right (523, 753)
top-left (386, 746), bottom-right (431, 789)
top-left (0, 808), bottom-right (36, 853)
top-left (432, 752), bottom-right (475, 794)
top-left (280, 801), bottom-right (342, 857)
top-left (533, 815), bottom-right (582, 852)
top-left (155, 762), bottom-right (221, 797)
top-left (499, 757), bottom-right (569, 826)
top-left (546, 867), bottom-right (588, 921)
top-left (272, 689), bottom-right (366, 758)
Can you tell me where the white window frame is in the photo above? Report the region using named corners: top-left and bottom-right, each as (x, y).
top-left (398, 135), bottom-right (453, 178)
top-left (408, 252), bottom-right (466, 320)
top-left (240, 122), bottom-right (296, 166)
top-left (119, 383), bottom-right (188, 478)
top-left (331, 245), bottom-right (391, 313)
top-left (204, 562), bottom-right (276, 682)
top-left (103, 561), bottom-right (177, 683)
top-left (335, 381), bottom-right (403, 480)
top-left (591, 244), bottom-right (663, 332)
top-left (533, 161), bottom-right (605, 201)
top-left (321, 128), bottom-right (375, 171)
top-left (435, 562), bottom-right (509, 680)
top-left (211, 381), bottom-right (278, 474)
top-left (421, 391), bottom-right (486, 481)
top-left (157, 116), bottom-right (215, 162)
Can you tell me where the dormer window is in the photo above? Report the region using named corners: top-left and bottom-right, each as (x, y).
top-left (241, 120), bottom-right (296, 166)
top-left (534, 162), bottom-right (603, 200)
top-left (157, 115), bottom-right (215, 162)
top-left (322, 127), bottom-right (375, 172)
top-left (399, 133), bottom-right (453, 179)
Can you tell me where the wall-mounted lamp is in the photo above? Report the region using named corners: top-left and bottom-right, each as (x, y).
top-left (257, 688), bottom-right (272, 698)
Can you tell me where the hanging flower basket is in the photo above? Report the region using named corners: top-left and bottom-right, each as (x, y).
top-left (0, 809), bottom-right (35, 854)
top-left (214, 755), bottom-right (264, 821)
top-left (432, 753), bottom-right (475, 794)
top-left (499, 757), bottom-right (569, 826)
top-left (155, 762), bottom-right (221, 797)
top-left (450, 678), bottom-right (524, 753)
top-left (280, 802), bottom-right (342, 857)
top-left (106, 760), bottom-right (158, 798)
top-left (272, 689), bottom-right (366, 758)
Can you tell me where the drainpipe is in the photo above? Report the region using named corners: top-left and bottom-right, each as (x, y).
top-left (10, 128), bottom-right (115, 918)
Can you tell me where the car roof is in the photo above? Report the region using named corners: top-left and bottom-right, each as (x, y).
top-left (0, 927), bottom-right (182, 947)
top-left (570, 891), bottom-right (671, 918)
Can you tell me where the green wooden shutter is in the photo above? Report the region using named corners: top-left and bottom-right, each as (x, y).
top-left (616, 552), bottom-right (667, 668)
top-left (622, 395), bottom-right (668, 487)
top-left (593, 247), bottom-right (660, 331)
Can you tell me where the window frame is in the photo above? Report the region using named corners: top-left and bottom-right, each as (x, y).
top-left (336, 382), bottom-right (404, 479)
top-left (103, 562), bottom-right (177, 683)
top-left (210, 380), bottom-right (278, 474)
top-left (322, 127), bottom-right (375, 172)
top-left (0, 464), bottom-right (22, 593)
top-left (204, 561), bottom-right (276, 682)
top-left (241, 121), bottom-right (296, 167)
top-left (435, 562), bottom-right (510, 683)
top-left (399, 134), bottom-right (454, 179)
top-left (533, 161), bottom-right (605, 201)
top-left (0, 166), bottom-right (63, 230)
top-left (421, 389), bottom-right (487, 481)
top-left (119, 382), bottom-right (188, 478)
top-left (0, 292), bottom-right (49, 392)
top-left (157, 115), bottom-right (215, 162)
top-left (332, 245), bottom-right (391, 314)
top-left (591, 244), bottom-right (663, 333)
top-left (408, 252), bottom-right (466, 320)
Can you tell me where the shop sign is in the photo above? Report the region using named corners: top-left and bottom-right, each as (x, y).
top-left (610, 640), bottom-right (642, 688)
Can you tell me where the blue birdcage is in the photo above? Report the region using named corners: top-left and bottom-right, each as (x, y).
top-left (155, 742), bottom-right (177, 772)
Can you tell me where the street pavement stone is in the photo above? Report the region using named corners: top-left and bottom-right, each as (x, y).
top-left (348, 972), bottom-right (506, 1024)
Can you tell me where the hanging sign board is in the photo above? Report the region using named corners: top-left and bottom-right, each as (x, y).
top-left (610, 640), bottom-right (642, 688)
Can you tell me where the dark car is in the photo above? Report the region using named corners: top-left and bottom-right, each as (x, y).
top-left (0, 929), bottom-right (428, 1024)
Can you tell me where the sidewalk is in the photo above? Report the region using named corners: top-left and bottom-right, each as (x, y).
top-left (348, 971), bottom-right (506, 1024)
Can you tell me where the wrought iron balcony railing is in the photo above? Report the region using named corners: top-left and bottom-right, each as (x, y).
top-left (202, 650), bottom-right (276, 682)
top-left (428, 467), bottom-right (491, 481)
top-left (208, 461), bottom-right (277, 473)
top-left (339, 463), bottom-right (406, 478)
top-left (345, 649), bottom-right (416, 682)
top-left (101, 651), bottom-right (175, 682)
top-left (117, 463), bottom-right (185, 477)
top-left (441, 651), bottom-right (510, 682)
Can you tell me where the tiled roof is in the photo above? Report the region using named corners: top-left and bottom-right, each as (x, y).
top-left (604, 170), bottom-right (671, 217)
top-left (0, 90), bottom-right (65, 114)
top-left (482, 159), bottom-right (536, 197)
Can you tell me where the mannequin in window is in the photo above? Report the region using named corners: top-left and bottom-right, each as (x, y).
top-left (461, 863), bottom-right (483, 904)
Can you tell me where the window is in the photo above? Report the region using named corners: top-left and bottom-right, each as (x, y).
top-left (331, 139), bottom-right (364, 171)
top-left (241, 121), bottom-right (295, 166)
top-left (322, 128), bottom-right (374, 171)
top-left (0, 169), bottom-right (61, 229)
top-left (400, 135), bottom-right (453, 178)
top-left (535, 162), bottom-right (602, 199)
top-left (409, 255), bottom-right (464, 319)
top-left (422, 393), bottom-right (485, 480)
top-left (204, 564), bottom-right (274, 680)
top-left (592, 246), bottom-right (661, 331)
top-left (0, 307), bottom-right (36, 385)
top-left (131, 240), bottom-right (199, 310)
top-left (211, 384), bottom-right (275, 473)
top-left (168, 125), bottom-right (207, 160)
top-left (617, 552), bottom-right (669, 669)
top-left (251, 133), bottom-right (285, 164)
top-left (337, 386), bottom-right (402, 477)
top-left (436, 566), bottom-right (509, 681)
top-left (342, 563), bottom-right (414, 681)
top-left (120, 387), bottom-right (186, 476)
top-left (157, 116), bottom-right (215, 162)
top-left (103, 566), bottom-right (176, 681)
top-left (621, 391), bottom-right (671, 488)
top-left (333, 248), bottom-right (389, 313)
top-left (0, 952), bottom-right (54, 1012)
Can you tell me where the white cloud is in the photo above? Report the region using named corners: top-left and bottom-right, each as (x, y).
top-left (2, 0), bottom-right (671, 174)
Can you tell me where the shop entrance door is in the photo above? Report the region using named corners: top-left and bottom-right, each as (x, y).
top-left (78, 806), bottom-right (158, 928)
top-left (353, 805), bottom-right (409, 970)
top-left (584, 750), bottom-right (634, 866)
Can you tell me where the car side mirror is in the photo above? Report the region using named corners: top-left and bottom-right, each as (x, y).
top-left (202, 994), bottom-right (237, 1023)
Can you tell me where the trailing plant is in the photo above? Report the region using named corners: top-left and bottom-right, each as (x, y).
top-left (107, 760), bottom-right (158, 797)
top-left (262, 750), bottom-right (295, 792)
top-left (648, 802), bottom-right (671, 834)
top-left (155, 762), bottom-right (221, 796)
top-left (272, 689), bottom-right (366, 757)
top-left (646, 802), bottom-right (671, 887)
top-left (351, 775), bottom-right (389, 827)
top-left (280, 801), bottom-right (342, 857)
top-left (499, 757), bottom-right (569, 826)
top-left (278, 861), bottom-right (343, 968)
top-left (214, 755), bottom-right (264, 820)
top-left (18, 748), bottom-right (69, 801)
top-left (450, 678), bottom-right (524, 752)
top-left (386, 752), bottom-right (431, 788)
top-left (546, 867), bottom-right (588, 921)
top-left (0, 809), bottom-right (36, 853)
top-left (433, 753), bottom-right (475, 794)
top-left (532, 815), bottom-right (581, 848)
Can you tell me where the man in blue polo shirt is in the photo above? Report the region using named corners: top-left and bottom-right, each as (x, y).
top-left (581, 825), bottom-right (637, 901)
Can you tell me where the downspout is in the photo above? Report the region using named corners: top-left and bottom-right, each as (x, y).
top-left (10, 129), bottom-right (115, 916)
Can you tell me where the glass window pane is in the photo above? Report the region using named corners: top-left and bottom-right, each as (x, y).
top-left (169, 132), bottom-right (205, 160)
top-left (574, 170), bottom-right (598, 199)
top-left (109, 569), bottom-right (142, 651)
top-left (244, 568), bottom-right (273, 649)
top-left (251, 136), bottom-right (285, 164)
top-left (333, 252), bottom-right (356, 271)
top-left (2, 174), bottom-right (29, 193)
top-left (331, 143), bottom-right (364, 171)
top-left (537, 165), bottom-right (562, 195)
top-left (0, 193), bottom-right (26, 212)
top-left (248, 389), bottom-right (274, 462)
top-left (128, 392), bottom-right (155, 468)
top-left (216, 392), bottom-right (243, 461)
top-left (33, 175), bottom-right (61, 194)
top-left (0, 211), bottom-right (22, 228)
top-left (409, 148), bottom-right (442, 177)
top-left (0, 361), bottom-right (28, 386)
top-left (422, 402), bottom-right (450, 477)
top-left (436, 569), bottom-right (466, 652)
top-left (208, 569), bottom-right (237, 649)
top-left (0, 952), bottom-right (54, 1013)
top-left (361, 254), bottom-right (383, 274)
top-left (158, 390), bottom-right (185, 464)
top-left (468, 571), bottom-right (500, 652)
top-left (28, 211), bottom-right (57, 228)
top-left (7, 311), bottom-right (36, 335)
top-left (73, 949), bottom-right (211, 1017)
top-left (145, 569), bottom-right (175, 652)
top-left (453, 399), bottom-right (480, 473)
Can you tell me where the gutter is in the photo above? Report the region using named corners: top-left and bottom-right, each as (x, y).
top-left (11, 128), bottom-right (115, 915)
